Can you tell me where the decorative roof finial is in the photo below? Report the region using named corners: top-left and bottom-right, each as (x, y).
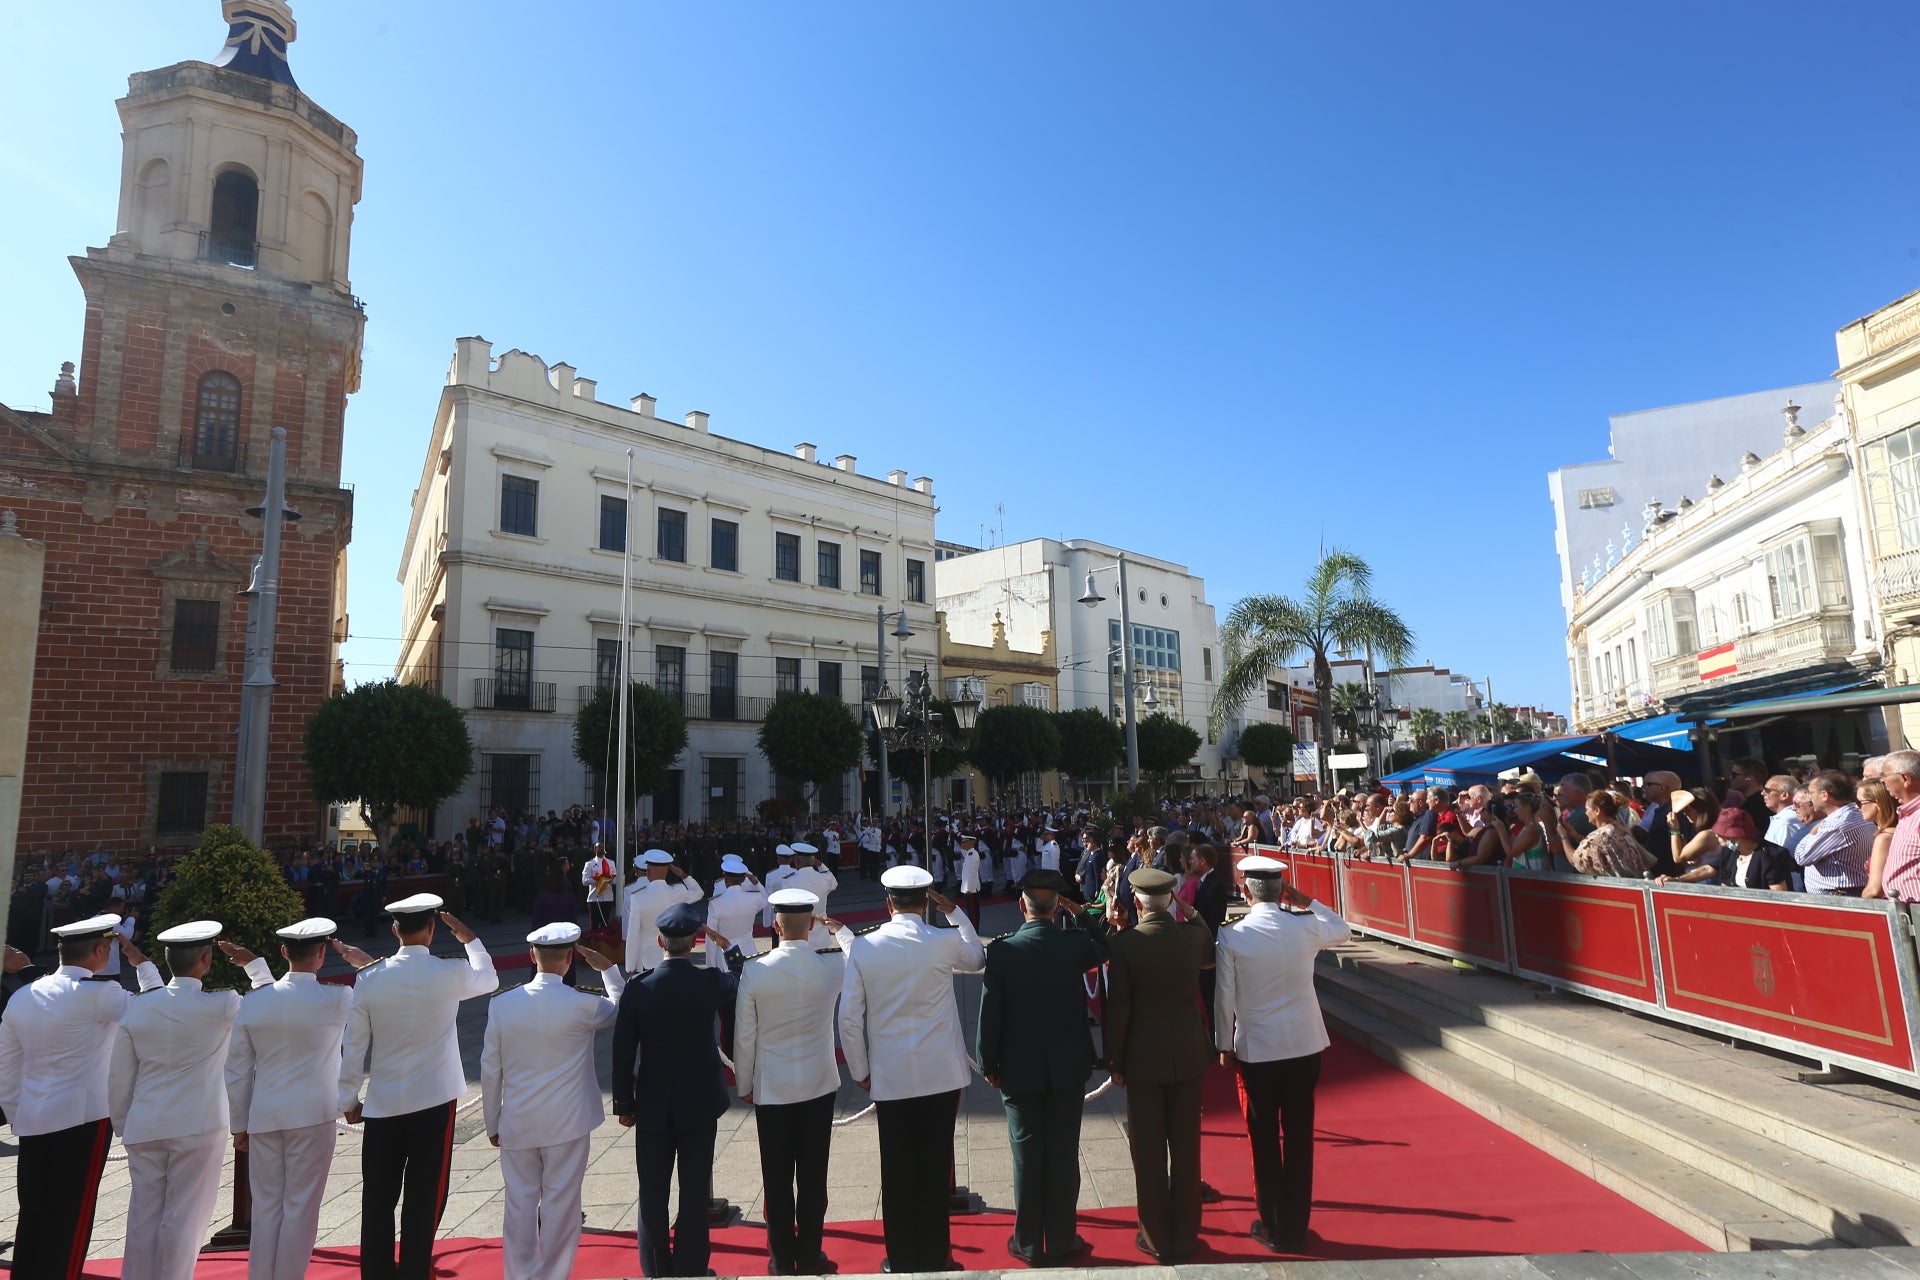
top-left (214, 1), bottom-right (297, 87)
top-left (1782, 399), bottom-right (1804, 441)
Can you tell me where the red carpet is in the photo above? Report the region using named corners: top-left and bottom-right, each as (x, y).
top-left (80, 1036), bottom-right (1699, 1277)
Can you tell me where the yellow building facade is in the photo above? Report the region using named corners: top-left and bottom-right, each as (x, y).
top-left (937, 611), bottom-right (1062, 808)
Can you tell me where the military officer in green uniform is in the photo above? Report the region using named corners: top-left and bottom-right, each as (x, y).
top-left (976, 869), bottom-right (1107, 1266)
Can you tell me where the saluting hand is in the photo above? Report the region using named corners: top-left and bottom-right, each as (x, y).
top-left (927, 889), bottom-right (955, 915)
top-left (574, 943), bottom-right (614, 973)
top-left (438, 912), bottom-right (477, 944)
top-left (120, 936), bottom-right (150, 968)
top-left (331, 938), bottom-right (375, 968)
top-left (216, 940), bottom-right (258, 967)
top-left (702, 928), bottom-right (732, 952)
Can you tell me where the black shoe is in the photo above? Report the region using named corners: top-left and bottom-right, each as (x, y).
top-left (1250, 1219), bottom-right (1290, 1254)
top-left (1199, 1179), bottom-right (1223, 1204)
top-left (1135, 1231), bottom-right (1163, 1261)
top-left (1007, 1235), bottom-right (1038, 1265)
top-left (880, 1262), bottom-right (893, 1274)
top-left (1043, 1236), bottom-right (1093, 1266)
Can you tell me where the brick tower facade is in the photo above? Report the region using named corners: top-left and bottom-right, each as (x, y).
top-left (0, 2), bottom-right (360, 851)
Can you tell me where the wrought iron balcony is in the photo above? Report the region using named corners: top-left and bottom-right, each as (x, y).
top-left (473, 678), bottom-right (555, 712)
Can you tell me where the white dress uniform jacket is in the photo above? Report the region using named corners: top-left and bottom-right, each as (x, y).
top-left (705, 880), bottom-right (765, 968)
top-left (958, 848), bottom-right (983, 895)
top-left (1213, 899), bottom-right (1351, 1061)
top-left (0, 960), bottom-right (162, 1135)
top-left (837, 909), bottom-right (985, 1101)
top-left (109, 963), bottom-right (267, 1144)
top-left (1038, 839), bottom-right (1061, 872)
top-left (624, 876), bottom-right (706, 973)
top-left (480, 969), bottom-right (627, 1148)
top-left (760, 865), bottom-right (799, 928)
top-left (582, 855), bottom-right (619, 904)
top-left (339, 939), bottom-right (499, 1117)
top-left (789, 864), bottom-right (839, 947)
top-left (227, 969), bottom-right (355, 1135)
top-left (733, 940), bottom-right (842, 1105)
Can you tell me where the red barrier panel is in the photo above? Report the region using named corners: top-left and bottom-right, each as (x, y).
top-left (1340, 859), bottom-right (1412, 939)
top-left (1653, 891), bottom-right (1917, 1074)
top-left (1407, 864), bottom-right (1509, 965)
top-left (1507, 874), bottom-right (1658, 1005)
top-left (1284, 849), bottom-right (1341, 914)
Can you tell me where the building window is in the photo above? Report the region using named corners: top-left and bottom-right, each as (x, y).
top-left (861, 665), bottom-right (880, 701)
top-left (1577, 487), bottom-right (1616, 509)
top-left (170, 599), bottom-right (221, 673)
top-left (1765, 542), bottom-right (1815, 620)
top-left (1203, 647), bottom-right (1213, 681)
top-left (705, 756), bottom-right (740, 820)
top-left (656, 645), bottom-right (685, 708)
top-left (711, 519), bottom-right (738, 572)
top-left (819, 661), bottom-right (843, 701)
top-left (776, 656), bottom-right (801, 697)
top-left (156, 771), bottom-right (209, 838)
top-left (1110, 619), bottom-right (1182, 671)
top-left (192, 372), bottom-right (242, 471)
top-left (860, 550), bottom-right (882, 596)
top-left (480, 753), bottom-right (539, 814)
top-left (595, 637), bottom-right (621, 691)
top-left (710, 650), bottom-right (738, 720)
top-left (599, 496), bottom-right (627, 552)
top-left (1016, 682), bottom-right (1050, 710)
top-left (657, 508), bottom-right (687, 562)
top-left (817, 541), bottom-right (841, 589)
top-left (775, 532), bottom-right (801, 582)
top-left (1267, 682), bottom-right (1289, 711)
top-left (1863, 424), bottom-right (1920, 552)
top-left (208, 170), bottom-right (260, 266)
top-left (494, 628), bottom-right (533, 709)
top-left (906, 558), bottom-right (926, 603)
top-left (500, 475), bottom-right (538, 536)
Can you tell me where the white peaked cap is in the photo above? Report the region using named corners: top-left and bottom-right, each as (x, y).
top-left (789, 842), bottom-right (819, 856)
top-left (767, 888), bottom-right (820, 910)
top-left (156, 920), bottom-right (222, 944)
top-left (642, 850), bottom-right (675, 865)
top-left (528, 922), bottom-right (583, 946)
top-left (881, 865), bottom-right (935, 891)
top-left (51, 913), bottom-right (123, 938)
top-left (276, 917), bottom-right (337, 940)
top-left (1239, 855), bottom-right (1288, 875)
top-left (720, 855), bottom-right (750, 874)
top-left (385, 893), bottom-right (445, 914)
top-left (774, 844), bottom-right (794, 858)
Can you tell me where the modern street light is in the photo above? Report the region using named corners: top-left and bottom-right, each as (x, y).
top-left (1077, 554), bottom-right (1148, 789)
top-left (872, 669), bottom-right (982, 864)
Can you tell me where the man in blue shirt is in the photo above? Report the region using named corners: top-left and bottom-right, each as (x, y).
top-left (1399, 790), bottom-right (1437, 863)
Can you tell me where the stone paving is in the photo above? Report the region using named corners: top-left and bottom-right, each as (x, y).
top-left (0, 874), bottom-right (1138, 1262)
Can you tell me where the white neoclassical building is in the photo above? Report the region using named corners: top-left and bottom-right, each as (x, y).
top-left (396, 339), bottom-right (938, 827)
top-left (934, 539), bottom-right (1225, 792)
top-left (1561, 397), bottom-right (1882, 753)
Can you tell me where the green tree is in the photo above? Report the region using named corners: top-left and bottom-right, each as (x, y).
top-left (575, 683), bottom-right (691, 806)
top-left (1052, 707), bottom-right (1124, 785)
top-left (1408, 706), bottom-right (1443, 751)
top-left (968, 704), bottom-right (1061, 795)
top-left (1137, 711), bottom-right (1202, 784)
top-left (757, 691), bottom-right (865, 810)
top-left (1442, 709), bottom-right (1473, 747)
top-left (1330, 681), bottom-right (1369, 742)
top-left (149, 824), bottom-right (306, 990)
top-left (304, 679), bottom-right (474, 844)
top-left (1235, 721), bottom-right (1297, 776)
top-left (1211, 548), bottom-right (1414, 791)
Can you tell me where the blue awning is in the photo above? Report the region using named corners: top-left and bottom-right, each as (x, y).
top-left (1614, 712), bottom-right (1696, 750)
top-left (1383, 733), bottom-right (1698, 788)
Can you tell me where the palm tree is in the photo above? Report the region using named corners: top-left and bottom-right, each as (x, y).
top-left (1408, 706), bottom-right (1442, 751)
top-left (1330, 681), bottom-right (1369, 743)
top-left (1441, 709), bottom-right (1472, 747)
top-left (1212, 548), bottom-right (1414, 790)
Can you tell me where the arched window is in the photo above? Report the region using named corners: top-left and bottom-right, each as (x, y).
top-left (192, 372), bottom-right (242, 471)
top-left (208, 170), bottom-right (259, 267)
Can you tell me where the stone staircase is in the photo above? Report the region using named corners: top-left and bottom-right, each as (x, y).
top-left (1316, 940), bottom-right (1920, 1251)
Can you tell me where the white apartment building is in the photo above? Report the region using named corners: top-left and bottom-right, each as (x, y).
top-left (933, 539), bottom-right (1224, 790)
top-left (1563, 401), bottom-right (1879, 734)
top-left (395, 339), bottom-right (938, 826)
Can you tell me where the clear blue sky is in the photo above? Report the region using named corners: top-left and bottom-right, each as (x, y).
top-left (4, 1), bottom-right (1918, 715)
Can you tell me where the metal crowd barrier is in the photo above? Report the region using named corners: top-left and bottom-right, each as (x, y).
top-left (1246, 844), bottom-right (1920, 1090)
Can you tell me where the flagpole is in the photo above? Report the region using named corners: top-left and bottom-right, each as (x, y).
top-left (615, 450), bottom-right (634, 887)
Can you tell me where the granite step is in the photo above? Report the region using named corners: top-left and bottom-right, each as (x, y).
top-left (1316, 986), bottom-right (1840, 1252)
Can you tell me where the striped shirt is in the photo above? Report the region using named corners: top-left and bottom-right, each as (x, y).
top-left (1792, 803), bottom-right (1875, 893)
top-left (1882, 795), bottom-right (1920, 903)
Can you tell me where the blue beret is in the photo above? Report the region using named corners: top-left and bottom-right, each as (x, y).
top-left (656, 902), bottom-right (706, 938)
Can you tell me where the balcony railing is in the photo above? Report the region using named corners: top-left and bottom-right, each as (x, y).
top-left (197, 229), bottom-right (259, 268)
top-left (473, 678), bottom-right (555, 712)
top-left (1735, 613), bottom-right (1854, 670)
top-left (1880, 548), bottom-right (1920, 606)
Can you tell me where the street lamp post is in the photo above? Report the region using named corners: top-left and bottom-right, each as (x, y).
top-left (873, 606), bottom-right (912, 818)
top-left (1077, 554), bottom-right (1146, 790)
top-left (871, 670), bottom-right (982, 861)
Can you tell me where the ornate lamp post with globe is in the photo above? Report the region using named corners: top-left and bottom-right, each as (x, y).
top-left (870, 670), bottom-right (982, 861)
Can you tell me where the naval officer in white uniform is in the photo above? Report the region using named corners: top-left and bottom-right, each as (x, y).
top-left (734, 887), bottom-right (844, 1275)
top-left (0, 913), bottom-right (162, 1279)
top-left (784, 843), bottom-right (839, 948)
top-left (705, 855), bottom-right (764, 969)
top-left (340, 893), bottom-right (499, 1280)
top-left (624, 849), bottom-right (707, 974)
top-left (110, 920), bottom-right (271, 1280)
top-left (760, 845), bottom-right (798, 927)
top-left (837, 865), bottom-right (986, 1273)
top-left (226, 916), bottom-right (363, 1280)
top-left (482, 921), bottom-right (626, 1280)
